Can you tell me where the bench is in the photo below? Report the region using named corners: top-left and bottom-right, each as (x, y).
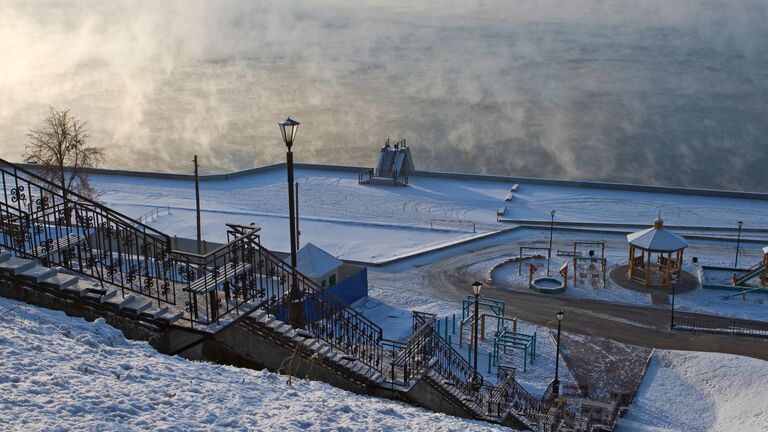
top-left (504, 192), bottom-right (514, 202)
top-left (185, 262), bottom-right (252, 294)
top-left (29, 233), bottom-right (87, 258)
top-left (510, 184), bottom-right (519, 192)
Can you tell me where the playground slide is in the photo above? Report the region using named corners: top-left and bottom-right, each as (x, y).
top-left (735, 265), bottom-right (764, 286)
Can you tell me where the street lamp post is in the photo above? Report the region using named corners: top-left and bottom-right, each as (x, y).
top-left (734, 221), bottom-right (743, 270)
top-left (547, 210), bottom-right (556, 276)
top-left (553, 310), bottom-right (564, 397)
top-left (279, 117), bottom-right (303, 329)
top-left (472, 281), bottom-right (482, 390)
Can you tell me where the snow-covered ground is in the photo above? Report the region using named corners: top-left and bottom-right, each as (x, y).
top-left (0, 295), bottom-right (506, 432)
top-left (89, 167), bottom-right (768, 264)
top-left (485, 232), bottom-right (767, 321)
top-left (618, 349), bottom-right (768, 432)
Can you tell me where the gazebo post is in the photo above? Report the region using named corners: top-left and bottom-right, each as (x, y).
top-left (628, 244), bottom-right (635, 279)
top-left (645, 249), bottom-right (651, 285)
top-left (664, 251), bottom-right (672, 286)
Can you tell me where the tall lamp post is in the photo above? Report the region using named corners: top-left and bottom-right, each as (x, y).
top-left (547, 210), bottom-right (556, 275)
top-left (279, 117), bottom-right (303, 328)
top-left (471, 281), bottom-right (482, 390)
top-left (553, 310), bottom-right (564, 397)
top-left (734, 221), bottom-right (743, 270)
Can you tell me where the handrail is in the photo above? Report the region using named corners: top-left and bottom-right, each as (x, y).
top-left (0, 158), bottom-right (169, 241)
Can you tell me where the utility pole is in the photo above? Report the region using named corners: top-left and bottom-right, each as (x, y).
top-left (547, 210), bottom-right (556, 276)
top-left (194, 155), bottom-right (202, 254)
top-left (734, 221), bottom-right (743, 270)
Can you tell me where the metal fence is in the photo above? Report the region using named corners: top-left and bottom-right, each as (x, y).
top-left (674, 316), bottom-right (768, 338)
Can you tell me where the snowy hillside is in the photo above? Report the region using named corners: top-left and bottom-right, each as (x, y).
top-left (0, 296), bottom-right (504, 431)
top-left (618, 350), bottom-right (768, 432)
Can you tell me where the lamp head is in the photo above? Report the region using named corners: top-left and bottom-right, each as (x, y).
top-left (278, 117), bottom-right (300, 148)
top-left (556, 310), bottom-right (564, 321)
top-left (472, 281), bottom-right (482, 296)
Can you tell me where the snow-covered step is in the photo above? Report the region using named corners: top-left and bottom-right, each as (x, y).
top-left (157, 310), bottom-right (183, 324)
top-left (83, 284), bottom-right (109, 296)
top-left (99, 290), bottom-right (118, 303)
top-left (294, 329), bottom-right (314, 339)
top-left (40, 273), bottom-right (80, 290)
top-left (273, 323), bottom-right (293, 335)
top-left (140, 306), bottom-right (169, 320)
top-left (0, 256), bottom-right (36, 275)
top-left (103, 294), bottom-right (135, 309)
top-left (61, 281), bottom-right (91, 297)
top-left (250, 310), bottom-right (269, 321)
top-left (121, 298), bottom-right (151, 314)
top-left (18, 265), bottom-right (57, 283)
top-left (0, 250), bottom-right (11, 263)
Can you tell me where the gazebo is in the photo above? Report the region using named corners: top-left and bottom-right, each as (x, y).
top-left (627, 218), bottom-right (688, 286)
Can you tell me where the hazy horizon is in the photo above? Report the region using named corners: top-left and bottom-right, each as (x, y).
top-left (1, 0), bottom-right (767, 191)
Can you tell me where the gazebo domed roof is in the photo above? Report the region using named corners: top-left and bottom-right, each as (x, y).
top-left (763, 246), bottom-right (768, 255)
top-left (627, 218), bottom-right (688, 252)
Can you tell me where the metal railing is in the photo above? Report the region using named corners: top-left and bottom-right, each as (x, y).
top-left (393, 170), bottom-right (408, 187)
top-left (137, 206), bottom-right (171, 224)
top-left (358, 168), bottom-right (374, 184)
top-left (0, 159), bottom-right (386, 371)
top-left (674, 316), bottom-right (768, 338)
top-left (1, 159), bottom-right (175, 305)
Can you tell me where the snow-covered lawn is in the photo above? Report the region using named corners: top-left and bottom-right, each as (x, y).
top-left (618, 350), bottom-right (768, 432)
top-left (89, 166), bottom-right (768, 264)
top-left (0, 296), bottom-right (506, 431)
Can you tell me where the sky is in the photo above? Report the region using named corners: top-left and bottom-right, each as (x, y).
top-left (1, 0), bottom-right (767, 191)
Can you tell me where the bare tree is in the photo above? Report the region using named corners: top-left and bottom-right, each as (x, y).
top-left (25, 107), bottom-right (105, 205)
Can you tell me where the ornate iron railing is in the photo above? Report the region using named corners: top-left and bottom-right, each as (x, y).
top-left (167, 226), bottom-right (274, 326)
top-left (0, 159), bottom-right (386, 369)
top-left (228, 230), bottom-right (385, 371)
top-left (391, 312), bottom-right (478, 396)
top-left (0, 159), bottom-right (175, 305)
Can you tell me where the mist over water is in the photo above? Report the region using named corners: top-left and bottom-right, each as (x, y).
top-left (1, 0), bottom-right (767, 191)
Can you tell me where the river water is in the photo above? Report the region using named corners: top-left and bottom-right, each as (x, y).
top-left (1, 0), bottom-right (766, 191)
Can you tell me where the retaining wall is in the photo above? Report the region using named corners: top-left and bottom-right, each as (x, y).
top-left (16, 161), bottom-right (768, 200)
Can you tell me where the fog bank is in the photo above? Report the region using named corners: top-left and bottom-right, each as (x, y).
top-left (1, 0), bottom-right (766, 191)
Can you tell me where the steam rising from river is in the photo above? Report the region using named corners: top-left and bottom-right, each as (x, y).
top-left (1, 1), bottom-right (766, 191)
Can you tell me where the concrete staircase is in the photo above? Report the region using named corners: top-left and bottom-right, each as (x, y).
top-left (242, 309), bottom-right (386, 387)
top-left (0, 250), bottom-right (183, 325)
